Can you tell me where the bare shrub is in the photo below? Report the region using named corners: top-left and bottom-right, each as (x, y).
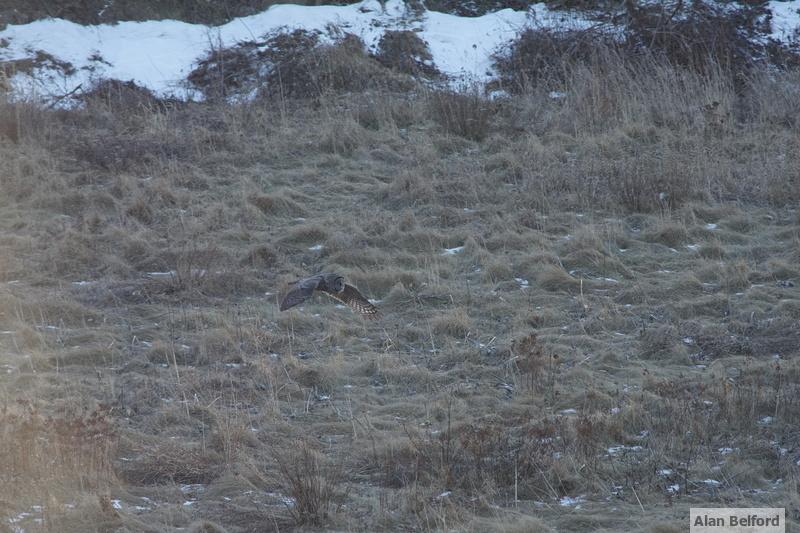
top-left (79, 78), bottom-right (168, 112)
top-left (622, 1), bottom-right (768, 77)
top-left (270, 32), bottom-right (416, 96)
top-left (190, 30), bottom-right (415, 101)
top-left (495, 2), bottom-right (792, 94)
top-left (188, 39), bottom-right (269, 99)
top-left (493, 26), bottom-right (617, 93)
top-left (374, 30), bottom-right (441, 79)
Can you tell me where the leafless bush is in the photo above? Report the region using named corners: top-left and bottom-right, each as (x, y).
top-left (79, 78), bottom-right (168, 112)
top-left (493, 26), bottom-right (618, 93)
top-left (495, 2), bottom-right (800, 94)
top-left (189, 30), bottom-right (416, 101)
top-left (622, 0), bottom-right (768, 77)
top-left (374, 30), bottom-right (441, 79)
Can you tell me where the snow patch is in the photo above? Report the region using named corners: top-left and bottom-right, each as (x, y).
top-left (607, 445), bottom-right (643, 455)
top-left (769, 1), bottom-right (800, 43)
top-left (559, 495), bottom-right (585, 507)
top-left (442, 245), bottom-right (465, 255)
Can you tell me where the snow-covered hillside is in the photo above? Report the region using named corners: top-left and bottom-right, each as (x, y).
top-left (0, 0), bottom-right (798, 104)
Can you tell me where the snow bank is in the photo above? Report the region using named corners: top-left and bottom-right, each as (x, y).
top-left (0, 0), bottom-right (798, 104)
top-left (0, 0), bottom-right (530, 101)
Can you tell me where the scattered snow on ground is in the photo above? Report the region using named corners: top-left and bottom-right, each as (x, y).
top-left (442, 245), bottom-right (465, 255)
top-left (607, 445), bottom-right (643, 455)
top-left (558, 495), bottom-right (585, 507)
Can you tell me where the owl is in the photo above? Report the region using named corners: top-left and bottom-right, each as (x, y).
top-left (279, 272), bottom-right (379, 319)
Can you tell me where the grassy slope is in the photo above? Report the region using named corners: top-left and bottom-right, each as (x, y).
top-left (0, 59), bottom-right (799, 531)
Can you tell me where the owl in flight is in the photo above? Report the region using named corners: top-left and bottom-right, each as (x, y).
top-left (279, 272), bottom-right (380, 319)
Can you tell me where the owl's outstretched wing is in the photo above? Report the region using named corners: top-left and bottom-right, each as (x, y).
top-left (322, 283), bottom-right (380, 319)
top-left (279, 275), bottom-right (323, 311)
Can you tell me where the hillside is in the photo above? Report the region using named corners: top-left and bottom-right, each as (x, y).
top-left (1, 1), bottom-right (800, 532)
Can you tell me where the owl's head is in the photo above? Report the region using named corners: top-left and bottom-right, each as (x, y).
top-left (324, 273), bottom-right (345, 292)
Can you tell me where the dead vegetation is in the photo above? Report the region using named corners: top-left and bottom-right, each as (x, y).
top-left (1, 19), bottom-right (800, 532)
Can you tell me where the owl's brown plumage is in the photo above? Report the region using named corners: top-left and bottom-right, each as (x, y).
top-left (279, 272), bottom-right (380, 319)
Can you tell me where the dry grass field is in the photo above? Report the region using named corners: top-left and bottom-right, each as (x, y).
top-left (1, 37), bottom-right (800, 531)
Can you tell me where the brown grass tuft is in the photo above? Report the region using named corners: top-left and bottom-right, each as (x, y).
top-left (248, 192), bottom-right (307, 218)
top-left (273, 441), bottom-right (346, 526)
top-left (431, 309), bottom-right (472, 339)
top-left (428, 87), bottom-right (492, 141)
top-left (536, 265), bottom-right (580, 292)
top-left (116, 439), bottom-right (223, 485)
